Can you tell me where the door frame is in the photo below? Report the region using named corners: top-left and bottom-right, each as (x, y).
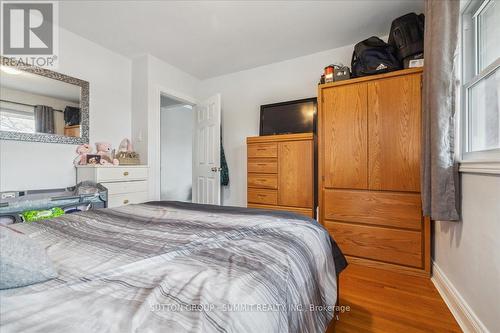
top-left (151, 85), bottom-right (197, 201)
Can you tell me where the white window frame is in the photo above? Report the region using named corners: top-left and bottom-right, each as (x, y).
top-left (458, 0), bottom-right (500, 174)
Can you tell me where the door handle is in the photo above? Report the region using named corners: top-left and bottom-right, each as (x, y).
top-left (211, 167), bottom-right (222, 172)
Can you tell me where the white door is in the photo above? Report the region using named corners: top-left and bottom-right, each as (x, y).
top-left (192, 94), bottom-right (221, 205)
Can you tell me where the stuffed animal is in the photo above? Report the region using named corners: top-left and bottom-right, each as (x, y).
top-left (73, 144), bottom-right (92, 166)
top-left (118, 138), bottom-right (133, 152)
top-left (95, 142), bottom-right (119, 165)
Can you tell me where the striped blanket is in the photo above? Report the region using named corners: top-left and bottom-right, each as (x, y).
top-left (0, 201), bottom-right (346, 333)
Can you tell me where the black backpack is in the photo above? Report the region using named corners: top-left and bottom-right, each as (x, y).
top-left (351, 36), bottom-right (401, 78)
top-left (388, 13), bottom-right (425, 61)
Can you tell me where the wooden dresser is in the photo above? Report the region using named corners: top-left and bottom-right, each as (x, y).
top-left (64, 125), bottom-right (80, 137)
top-left (76, 165), bottom-right (149, 208)
top-left (318, 68), bottom-right (431, 276)
top-left (246, 133), bottom-right (314, 218)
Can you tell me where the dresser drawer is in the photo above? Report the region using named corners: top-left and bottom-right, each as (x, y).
top-left (248, 173), bottom-right (278, 189)
top-left (108, 191), bottom-right (148, 208)
top-left (248, 188), bottom-right (278, 205)
top-left (103, 180), bottom-right (148, 195)
top-left (97, 167), bottom-right (148, 182)
top-left (248, 143), bottom-right (278, 158)
top-left (325, 221), bottom-right (422, 268)
top-left (247, 159), bottom-right (277, 173)
top-left (323, 189), bottom-right (422, 230)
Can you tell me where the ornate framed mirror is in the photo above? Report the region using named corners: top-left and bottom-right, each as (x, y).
top-left (0, 56), bottom-right (89, 144)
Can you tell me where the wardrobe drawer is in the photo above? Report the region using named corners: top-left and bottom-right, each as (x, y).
top-left (248, 173), bottom-right (278, 189)
top-left (248, 143), bottom-right (278, 158)
top-left (248, 188), bottom-right (278, 205)
top-left (247, 159), bottom-right (277, 173)
top-left (103, 180), bottom-right (148, 195)
top-left (323, 189), bottom-right (422, 230)
top-left (325, 221), bottom-right (422, 268)
top-left (108, 191), bottom-right (148, 208)
top-left (97, 167), bottom-right (148, 182)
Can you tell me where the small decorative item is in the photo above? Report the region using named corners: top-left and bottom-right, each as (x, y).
top-left (408, 58), bottom-right (424, 68)
top-left (333, 64), bottom-right (351, 81)
top-left (73, 144), bottom-right (92, 166)
top-left (322, 64), bottom-right (351, 83)
top-left (95, 142), bottom-right (119, 165)
top-left (115, 138), bottom-right (141, 165)
top-left (324, 65), bottom-right (335, 83)
top-left (118, 138), bottom-right (134, 152)
top-left (86, 154), bottom-right (101, 165)
top-left (318, 73), bottom-right (325, 85)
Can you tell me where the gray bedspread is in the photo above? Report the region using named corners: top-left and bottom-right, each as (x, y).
top-left (0, 201), bottom-right (346, 333)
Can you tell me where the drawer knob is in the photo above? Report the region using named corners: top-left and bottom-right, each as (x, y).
top-left (123, 199), bottom-right (129, 204)
top-left (123, 171), bottom-right (129, 176)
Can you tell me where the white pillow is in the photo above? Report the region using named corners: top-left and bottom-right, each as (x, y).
top-left (0, 226), bottom-right (57, 289)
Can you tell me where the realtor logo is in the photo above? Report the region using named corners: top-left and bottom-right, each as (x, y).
top-left (1, 1), bottom-right (58, 67)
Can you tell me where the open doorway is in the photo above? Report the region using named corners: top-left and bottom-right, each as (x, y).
top-left (156, 91), bottom-right (221, 205)
top-left (160, 94), bottom-right (194, 202)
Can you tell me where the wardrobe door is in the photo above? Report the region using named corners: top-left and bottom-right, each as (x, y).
top-left (322, 83), bottom-right (368, 189)
top-left (368, 74), bottom-right (421, 192)
top-left (278, 140), bottom-right (313, 208)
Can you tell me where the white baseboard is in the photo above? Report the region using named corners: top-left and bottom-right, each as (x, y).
top-left (432, 262), bottom-right (489, 333)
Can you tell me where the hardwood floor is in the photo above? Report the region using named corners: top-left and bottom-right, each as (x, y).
top-left (327, 264), bottom-right (462, 333)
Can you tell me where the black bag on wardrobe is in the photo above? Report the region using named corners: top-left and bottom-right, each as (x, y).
top-left (388, 13), bottom-right (425, 61)
top-left (351, 36), bottom-right (401, 77)
top-left (64, 106), bottom-right (81, 126)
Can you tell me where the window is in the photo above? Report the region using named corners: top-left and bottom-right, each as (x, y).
top-left (476, 0), bottom-right (500, 72)
top-left (0, 104), bottom-right (35, 133)
top-left (461, 0), bottom-right (500, 161)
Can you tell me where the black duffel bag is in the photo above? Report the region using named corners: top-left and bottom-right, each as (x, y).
top-left (351, 36), bottom-right (401, 78)
top-left (388, 13), bottom-right (425, 61)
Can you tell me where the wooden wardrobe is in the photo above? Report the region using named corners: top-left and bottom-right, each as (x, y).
top-left (247, 133), bottom-right (315, 218)
top-left (318, 68), bottom-right (431, 276)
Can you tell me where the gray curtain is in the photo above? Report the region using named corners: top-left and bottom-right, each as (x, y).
top-left (34, 105), bottom-right (55, 134)
top-left (422, 0), bottom-right (460, 221)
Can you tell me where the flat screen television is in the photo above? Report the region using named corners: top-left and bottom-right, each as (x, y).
top-left (259, 98), bottom-right (317, 136)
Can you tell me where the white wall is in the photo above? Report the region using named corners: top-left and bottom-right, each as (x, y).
top-left (131, 54), bottom-right (200, 200)
top-left (197, 44), bottom-right (354, 206)
top-left (0, 27), bottom-right (132, 191)
top-left (434, 173), bottom-right (500, 332)
top-left (160, 105), bottom-right (193, 201)
top-left (130, 55), bottom-right (149, 169)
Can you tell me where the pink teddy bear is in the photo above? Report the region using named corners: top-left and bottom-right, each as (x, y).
top-left (95, 142), bottom-right (119, 165)
top-left (73, 144), bottom-right (92, 166)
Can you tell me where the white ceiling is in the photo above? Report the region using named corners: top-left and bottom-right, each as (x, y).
top-left (59, 1), bottom-right (424, 79)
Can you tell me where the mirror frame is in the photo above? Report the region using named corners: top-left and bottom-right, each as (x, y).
top-left (0, 56), bottom-right (89, 144)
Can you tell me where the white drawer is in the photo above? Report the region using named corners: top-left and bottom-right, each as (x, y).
top-left (97, 167), bottom-right (148, 182)
top-left (103, 180), bottom-right (148, 195)
top-left (108, 191), bottom-right (148, 208)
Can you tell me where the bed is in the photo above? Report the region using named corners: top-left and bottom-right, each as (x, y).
top-left (0, 201), bottom-right (346, 333)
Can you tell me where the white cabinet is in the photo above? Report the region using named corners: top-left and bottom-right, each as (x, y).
top-left (76, 165), bottom-right (149, 208)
